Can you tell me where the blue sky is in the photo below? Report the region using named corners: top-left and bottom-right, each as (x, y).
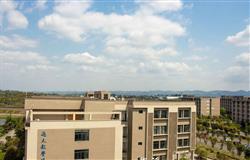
top-left (0, 0), bottom-right (249, 91)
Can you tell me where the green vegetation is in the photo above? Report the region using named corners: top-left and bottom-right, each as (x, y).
top-left (0, 116), bottom-right (25, 160)
top-left (197, 111), bottom-right (250, 160)
top-left (0, 90), bottom-right (58, 108)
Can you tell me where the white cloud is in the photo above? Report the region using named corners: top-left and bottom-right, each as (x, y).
top-left (0, 50), bottom-right (48, 64)
top-left (63, 51), bottom-right (190, 74)
top-left (6, 10), bottom-right (28, 29)
top-left (136, 0), bottom-right (183, 14)
top-left (236, 52), bottom-right (250, 65)
top-left (0, 35), bottom-right (37, 49)
top-left (63, 52), bottom-right (104, 65)
top-left (0, 0), bottom-right (28, 29)
top-left (224, 65), bottom-right (249, 83)
top-left (38, 1), bottom-right (185, 43)
top-left (226, 25), bottom-right (250, 47)
top-left (26, 64), bottom-right (58, 71)
top-left (0, 50), bottom-right (59, 73)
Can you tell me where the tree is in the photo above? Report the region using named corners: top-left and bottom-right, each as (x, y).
top-left (246, 136), bottom-right (250, 145)
top-left (235, 143), bottom-right (245, 156)
top-left (195, 147), bottom-right (208, 160)
top-left (220, 139), bottom-right (224, 150)
top-left (4, 146), bottom-right (17, 160)
top-left (209, 136), bottom-right (218, 148)
top-left (226, 141), bottom-right (234, 153)
top-left (216, 152), bottom-right (227, 160)
top-left (245, 147), bottom-right (250, 158)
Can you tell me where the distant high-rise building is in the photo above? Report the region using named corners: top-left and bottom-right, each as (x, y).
top-left (24, 96), bottom-right (196, 160)
top-left (195, 97), bottom-right (220, 117)
top-left (221, 96), bottom-right (250, 123)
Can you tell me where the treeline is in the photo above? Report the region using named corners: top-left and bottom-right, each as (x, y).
top-left (0, 90), bottom-right (58, 108)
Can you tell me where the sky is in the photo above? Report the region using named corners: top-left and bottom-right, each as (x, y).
top-left (0, 0), bottom-right (249, 91)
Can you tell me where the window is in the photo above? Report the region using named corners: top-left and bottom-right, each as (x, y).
top-left (154, 126), bottom-right (167, 135)
top-left (74, 149), bottom-right (88, 160)
top-left (161, 126), bottom-right (167, 134)
top-left (154, 109), bottom-right (168, 118)
top-left (184, 139), bottom-right (190, 146)
top-left (122, 111), bottom-right (127, 122)
top-left (178, 138), bottom-right (190, 147)
top-left (178, 109), bottom-right (190, 118)
top-left (159, 155), bottom-right (167, 160)
top-left (139, 110), bottom-right (143, 114)
top-left (138, 126), bottom-right (143, 130)
top-left (154, 110), bottom-right (161, 118)
top-left (138, 142), bottom-right (142, 145)
top-left (178, 125), bottom-right (183, 133)
top-left (161, 110), bottom-right (168, 118)
top-left (178, 125), bottom-right (190, 133)
top-left (153, 140), bottom-right (167, 149)
top-left (184, 125), bottom-right (190, 132)
top-left (154, 126), bottom-right (160, 134)
top-left (75, 130), bottom-right (89, 141)
top-left (160, 141), bottom-right (167, 148)
top-left (153, 141), bottom-right (159, 149)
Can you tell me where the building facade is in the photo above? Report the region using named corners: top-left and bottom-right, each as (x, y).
top-left (195, 97), bottom-right (220, 117)
top-left (25, 97), bottom-right (196, 160)
top-left (221, 96), bottom-right (250, 123)
top-left (85, 91), bottom-right (111, 100)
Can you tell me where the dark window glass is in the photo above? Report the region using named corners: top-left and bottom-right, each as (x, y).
top-left (184, 110), bottom-right (190, 117)
top-left (178, 125), bottom-right (183, 133)
top-left (74, 149), bottom-right (88, 160)
top-left (154, 110), bottom-right (161, 118)
top-left (184, 139), bottom-right (190, 146)
top-left (161, 110), bottom-right (168, 118)
top-left (160, 140), bottom-right (167, 148)
top-left (75, 130), bottom-right (89, 141)
top-left (184, 125), bottom-right (190, 132)
top-left (178, 139), bottom-right (183, 147)
top-left (153, 141), bottom-right (159, 149)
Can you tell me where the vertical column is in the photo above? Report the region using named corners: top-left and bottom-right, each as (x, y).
top-left (146, 113), bottom-right (153, 159)
top-left (168, 112), bottom-right (177, 160)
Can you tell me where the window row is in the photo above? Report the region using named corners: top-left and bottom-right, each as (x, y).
top-left (75, 149), bottom-right (88, 160)
top-left (178, 138), bottom-right (190, 147)
top-left (178, 125), bottom-right (190, 133)
top-left (154, 126), bottom-right (168, 135)
top-left (154, 109), bottom-right (168, 118)
top-left (153, 140), bottom-right (167, 149)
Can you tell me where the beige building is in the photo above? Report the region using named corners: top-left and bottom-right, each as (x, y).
top-left (85, 91), bottom-right (111, 100)
top-left (25, 97), bottom-right (196, 160)
top-left (195, 97), bottom-right (220, 117)
top-left (221, 96), bottom-right (250, 123)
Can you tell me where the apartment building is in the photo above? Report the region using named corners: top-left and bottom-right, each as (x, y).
top-left (195, 97), bottom-right (220, 117)
top-left (221, 96), bottom-right (250, 123)
top-left (24, 96), bottom-right (196, 160)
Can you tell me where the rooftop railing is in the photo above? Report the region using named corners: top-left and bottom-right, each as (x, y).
top-left (25, 110), bottom-right (121, 126)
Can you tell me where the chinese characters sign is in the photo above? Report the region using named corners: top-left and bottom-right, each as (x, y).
top-left (40, 131), bottom-right (47, 160)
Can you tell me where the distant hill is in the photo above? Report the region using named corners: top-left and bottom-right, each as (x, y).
top-left (111, 90), bottom-right (250, 97)
top-left (48, 90), bottom-right (250, 97)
